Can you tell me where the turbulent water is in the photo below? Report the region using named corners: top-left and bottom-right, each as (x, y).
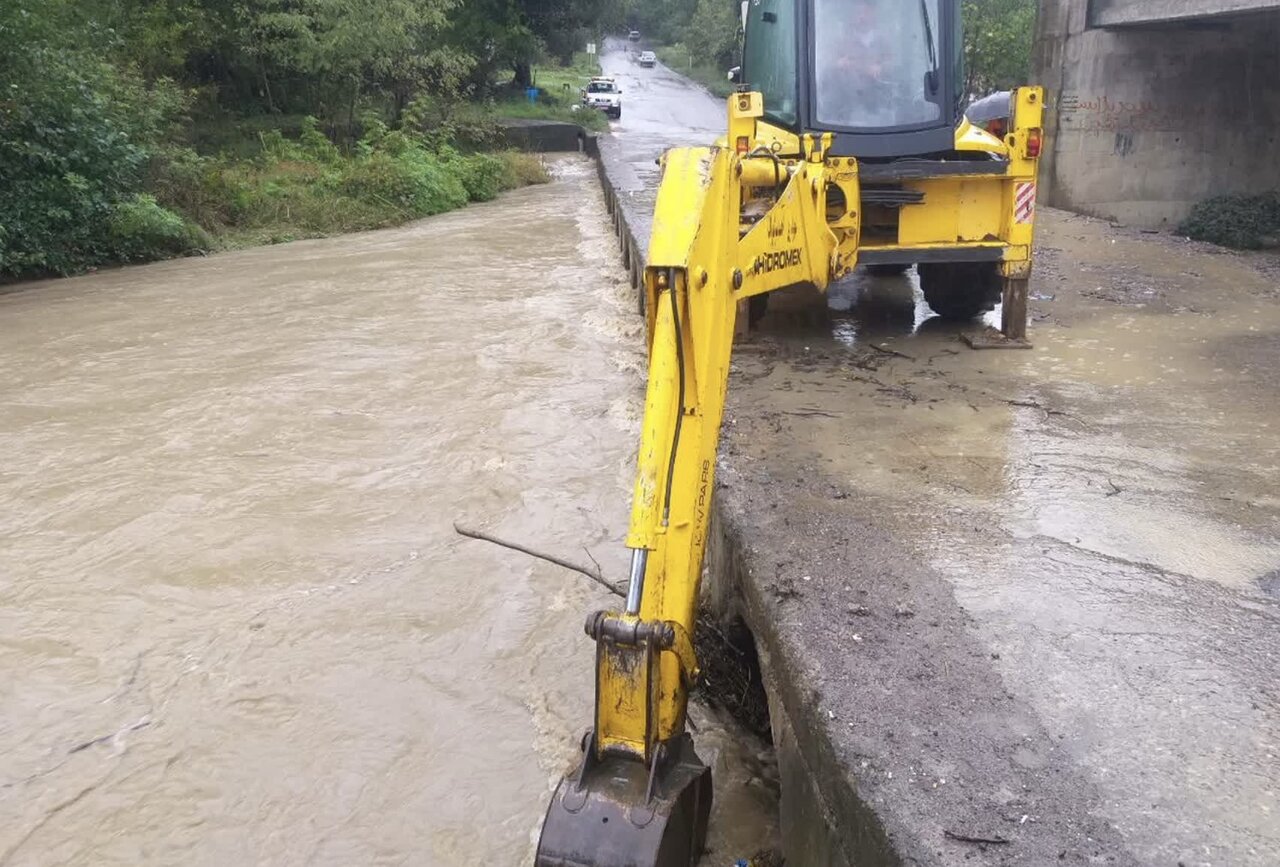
top-left (0, 157), bottom-right (776, 866)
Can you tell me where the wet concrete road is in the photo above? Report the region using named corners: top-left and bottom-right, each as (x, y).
top-left (593, 39), bottom-right (1280, 866)
top-left (596, 39), bottom-right (724, 250)
top-left (0, 159), bottom-right (776, 865)
top-left (725, 226), bottom-right (1280, 864)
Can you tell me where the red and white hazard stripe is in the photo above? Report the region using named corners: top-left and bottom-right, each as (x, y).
top-left (1014, 181), bottom-right (1037, 224)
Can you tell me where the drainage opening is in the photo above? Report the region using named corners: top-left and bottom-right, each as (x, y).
top-left (694, 615), bottom-right (773, 743)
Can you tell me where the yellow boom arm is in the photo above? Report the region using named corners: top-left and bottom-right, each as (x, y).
top-left (597, 95), bottom-right (845, 761)
top-left (536, 86), bottom-right (1043, 867)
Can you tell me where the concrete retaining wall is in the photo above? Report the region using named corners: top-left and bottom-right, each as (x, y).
top-left (496, 119), bottom-right (599, 156)
top-left (1034, 0), bottom-right (1280, 226)
top-left (593, 150), bottom-right (648, 315)
top-left (1090, 0), bottom-right (1280, 26)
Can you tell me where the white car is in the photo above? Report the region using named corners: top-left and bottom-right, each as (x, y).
top-left (638, 51), bottom-right (656, 68)
top-left (581, 77), bottom-right (622, 119)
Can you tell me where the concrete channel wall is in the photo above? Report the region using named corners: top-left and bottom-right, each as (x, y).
top-left (496, 118), bottom-right (601, 156)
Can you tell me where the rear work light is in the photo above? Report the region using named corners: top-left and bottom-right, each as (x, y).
top-left (1026, 128), bottom-right (1043, 159)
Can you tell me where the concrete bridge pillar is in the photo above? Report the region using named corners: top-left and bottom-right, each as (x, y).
top-left (1033, 0), bottom-right (1280, 227)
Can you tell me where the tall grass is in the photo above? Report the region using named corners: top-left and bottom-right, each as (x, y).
top-left (152, 120), bottom-right (551, 250)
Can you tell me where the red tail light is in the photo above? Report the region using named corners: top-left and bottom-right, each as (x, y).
top-left (1026, 128), bottom-right (1043, 158)
top-left (736, 136), bottom-right (750, 154)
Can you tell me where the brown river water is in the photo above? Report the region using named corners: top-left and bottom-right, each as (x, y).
top-left (0, 157), bottom-right (776, 866)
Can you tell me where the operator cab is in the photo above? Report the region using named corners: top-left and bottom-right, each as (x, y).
top-left (741, 0), bottom-right (965, 159)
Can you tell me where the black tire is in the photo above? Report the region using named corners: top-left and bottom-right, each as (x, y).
top-left (864, 263), bottom-right (911, 277)
top-left (918, 262), bottom-right (1002, 320)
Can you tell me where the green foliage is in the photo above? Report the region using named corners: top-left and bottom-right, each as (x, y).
top-left (962, 0), bottom-right (1036, 95)
top-left (655, 45), bottom-right (735, 99)
top-left (685, 0), bottom-right (740, 72)
top-left (338, 147), bottom-right (470, 217)
top-left (624, 0), bottom-right (701, 46)
top-left (1, 0), bottom-right (610, 277)
top-left (107, 194), bottom-right (211, 261)
top-left (0, 2), bottom-right (191, 275)
top-left (496, 151), bottom-right (552, 188)
top-left (1179, 192), bottom-right (1280, 250)
top-left (150, 124), bottom-right (549, 247)
top-left (445, 152), bottom-right (509, 202)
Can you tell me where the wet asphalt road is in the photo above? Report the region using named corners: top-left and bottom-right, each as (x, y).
top-left (596, 39), bottom-right (723, 255)
top-left (592, 38), bottom-right (1280, 867)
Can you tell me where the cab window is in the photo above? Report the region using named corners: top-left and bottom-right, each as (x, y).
top-left (742, 0), bottom-right (798, 126)
top-left (812, 0), bottom-right (943, 130)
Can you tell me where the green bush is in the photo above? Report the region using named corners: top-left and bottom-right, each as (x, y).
top-left (151, 147), bottom-right (246, 228)
top-left (1180, 192), bottom-right (1280, 250)
top-left (655, 44), bottom-right (735, 99)
top-left (497, 152), bottom-right (552, 188)
top-left (106, 194), bottom-right (210, 262)
top-left (0, 4), bottom-right (188, 277)
top-left (448, 153), bottom-right (507, 202)
top-left (299, 117), bottom-right (341, 163)
top-left (337, 147), bottom-right (470, 217)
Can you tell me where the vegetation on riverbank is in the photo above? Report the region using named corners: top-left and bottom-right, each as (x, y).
top-left (654, 46), bottom-right (735, 99)
top-left (160, 124), bottom-right (552, 251)
top-left (0, 0), bottom-right (622, 280)
top-left (1180, 192), bottom-right (1280, 250)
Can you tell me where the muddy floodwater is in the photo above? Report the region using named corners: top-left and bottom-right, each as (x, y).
top-left (0, 158), bottom-right (776, 866)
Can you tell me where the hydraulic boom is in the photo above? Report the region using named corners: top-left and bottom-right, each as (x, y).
top-left (536, 81), bottom-right (1043, 864)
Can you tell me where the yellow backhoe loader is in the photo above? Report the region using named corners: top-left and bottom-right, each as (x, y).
top-left (537, 1), bottom-right (1043, 863)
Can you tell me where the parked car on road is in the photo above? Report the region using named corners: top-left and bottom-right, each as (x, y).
top-left (638, 51), bottom-right (656, 68)
top-left (628, 30), bottom-right (640, 41)
top-left (581, 77), bottom-right (622, 119)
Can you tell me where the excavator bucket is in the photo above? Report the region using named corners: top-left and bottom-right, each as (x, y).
top-left (535, 733), bottom-right (712, 867)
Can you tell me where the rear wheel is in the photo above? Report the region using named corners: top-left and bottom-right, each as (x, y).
top-left (864, 263), bottom-right (910, 277)
top-left (918, 262), bottom-right (1002, 320)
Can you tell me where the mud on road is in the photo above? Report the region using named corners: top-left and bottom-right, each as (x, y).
top-left (591, 36), bottom-right (1279, 864)
top-left (719, 207), bottom-right (1280, 865)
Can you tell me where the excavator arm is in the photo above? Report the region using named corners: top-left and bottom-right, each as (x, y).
top-left (537, 85), bottom-right (1044, 866)
top-left (536, 93), bottom-right (845, 867)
